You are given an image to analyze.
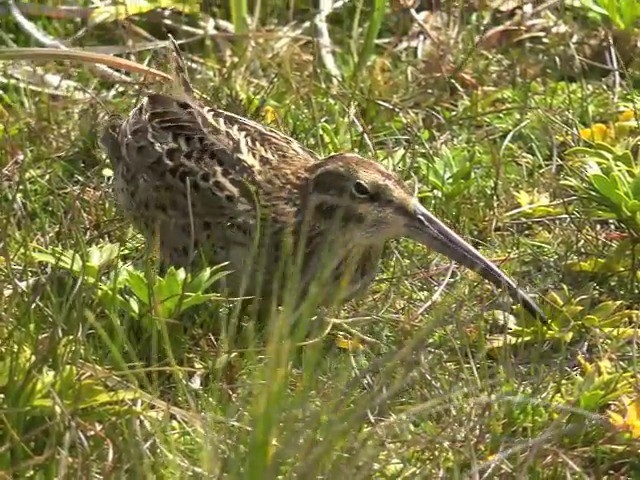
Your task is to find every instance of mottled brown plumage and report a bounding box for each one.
[99,41,546,322]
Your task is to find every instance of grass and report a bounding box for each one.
[2,0,640,477]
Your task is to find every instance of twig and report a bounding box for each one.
[337,322,384,346]
[1,57,91,96]
[408,8,443,50]
[0,2,92,20]
[347,104,375,155]
[149,15,234,71]
[0,48,172,83]
[314,0,342,81]
[478,0,565,45]
[273,0,353,52]
[410,262,455,321]
[605,32,621,104]
[6,0,132,83]
[295,318,335,347]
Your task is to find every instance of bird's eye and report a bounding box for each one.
[352,180,370,198]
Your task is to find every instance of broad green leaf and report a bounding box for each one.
[579,0,611,17]
[78,390,140,409]
[180,294,220,311]
[579,389,610,412]
[626,200,640,213]
[564,258,607,273]
[589,173,627,206]
[612,150,635,168]
[189,266,230,293]
[565,146,611,160]
[594,141,618,155]
[629,175,640,199]
[30,250,64,267]
[127,295,140,315]
[589,301,625,322]
[598,310,640,327]
[126,270,151,305]
[603,238,635,272]
[609,171,631,193]
[189,267,213,293]
[546,290,566,307]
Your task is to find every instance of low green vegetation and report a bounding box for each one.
[1,1,640,477]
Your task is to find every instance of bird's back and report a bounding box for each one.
[100,93,320,282]
[103,93,318,196]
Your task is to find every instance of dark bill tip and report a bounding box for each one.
[410,201,547,323]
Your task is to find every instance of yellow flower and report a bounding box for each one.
[514,189,550,208]
[335,335,363,351]
[263,105,278,125]
[614,109,638,138]
[579,123,612,142]
[514,190,531,208]
[577,354,593,375]
[618,109,635,122]
[609,397,640,438]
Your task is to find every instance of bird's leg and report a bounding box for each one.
[144,219,162,295]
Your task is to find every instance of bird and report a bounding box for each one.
[99,39,547,323]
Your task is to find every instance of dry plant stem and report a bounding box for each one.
[606,32,621,103]
[294,319,335,347]
[411,262,455,321]
[408,8,443,49]
[0,64,89,99]
[6,0,132,83]
[75,361,248,431]
[337,322,383,346]
[79,37,201,56]
[274,0,353,52]
[0,2,92,20]
[0,48,172,84]
[149,16,234,71]
[314,0,342,81]
[347,105,375,156]
[476,0,565,47]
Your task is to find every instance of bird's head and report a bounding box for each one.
[302,152,546,321]
[303,153,412,243]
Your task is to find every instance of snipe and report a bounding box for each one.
[99,40,546,322]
